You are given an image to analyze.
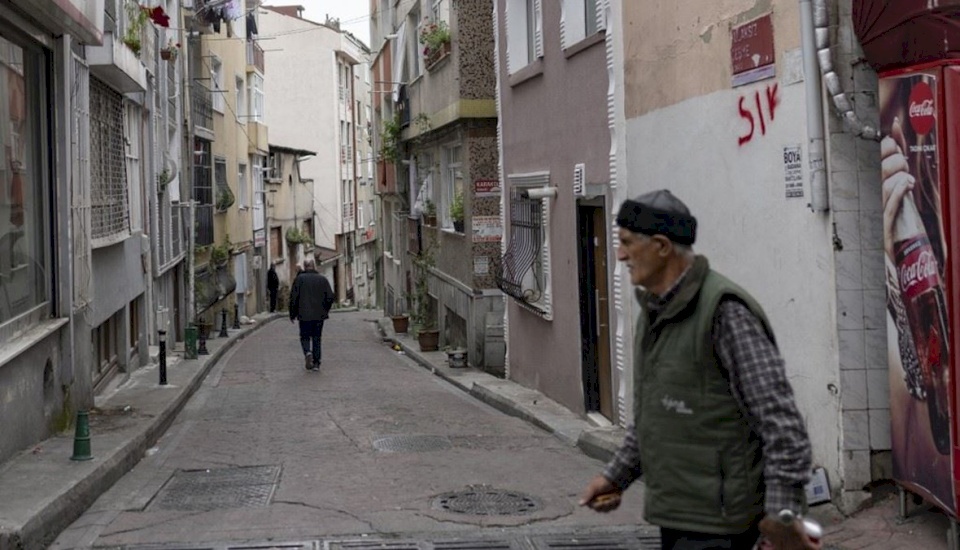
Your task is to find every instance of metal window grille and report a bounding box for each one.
[193,138,214,245]
[71,55,93,309]
[496,190,546,313]
[167,51,177,136]
[192,80,213,131]
[89,76,130,245]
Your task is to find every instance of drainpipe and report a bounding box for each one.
[800,0,828,212]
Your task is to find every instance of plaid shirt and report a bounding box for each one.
[603,271,812,516]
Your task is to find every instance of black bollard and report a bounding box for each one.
[233,302,241,329]
[198,328,209,355]
[219,308,228,338]
[158,329,167,385]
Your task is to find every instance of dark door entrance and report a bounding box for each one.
[578,203,613,420]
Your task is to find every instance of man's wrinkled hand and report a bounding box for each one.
[578,474,622,512]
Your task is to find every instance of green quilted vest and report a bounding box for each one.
[633,256,772,534]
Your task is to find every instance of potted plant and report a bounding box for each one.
[379,114,402,163]
[210,242,229,267]
[412,237,439,351]
[391,313,410,333]
[160,40,180,61]
[450,190,464,233]
[157,168,171,193]
[419,19,451,68]
[216,187,235,212]
[424,199,437,226]
[122,0,147,56]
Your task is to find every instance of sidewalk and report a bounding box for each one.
[0,313,281,550]
[376,319,955,550]
[0,310,953,550]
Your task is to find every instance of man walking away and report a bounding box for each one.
[267,264,279,312]
[578,189,817,550]
[289,259,335,371]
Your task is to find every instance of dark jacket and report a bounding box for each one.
[289,269,335,321]
[267,267,279,292]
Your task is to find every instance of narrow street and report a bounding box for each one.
[50,311,656,549]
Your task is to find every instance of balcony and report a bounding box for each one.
[192,81,214,139]
[246,41,265,74]
[85,31,147,93]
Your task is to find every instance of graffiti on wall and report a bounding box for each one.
[737,83,780,146]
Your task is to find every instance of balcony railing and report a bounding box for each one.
[246,40,265,73]
[191,81,213,131]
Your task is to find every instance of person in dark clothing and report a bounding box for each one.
[289,259,335,371]
[267,264,279,312]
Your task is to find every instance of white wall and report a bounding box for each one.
[261,12,342,249]
[622,81,842,485]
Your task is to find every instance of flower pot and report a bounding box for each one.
[417,329,440,352]
[160,49,175,60]
[391,314,409,333]
[446,347,467,368]
[453,219,464,233]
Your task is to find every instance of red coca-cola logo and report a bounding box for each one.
[908,81,935,135]
[899,248,939,299]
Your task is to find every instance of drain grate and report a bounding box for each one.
[533,533,661,549]
[372,435,452,452]
[148,465,281,512]
[431,488,542,516]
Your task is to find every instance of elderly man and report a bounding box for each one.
[289,258,335,371]
[579,190,817,550]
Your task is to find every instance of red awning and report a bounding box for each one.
[853,0,960,72]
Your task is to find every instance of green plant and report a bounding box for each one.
[411,237,437,330]
[418,19,451,57]
[123,0,148,56]
[210,243,229,266]
[380,114,402,163]
[157,168,171,191]
[285,226,314,246]
[425,199,437,218]
[216,187,235,211]
[449,190,464,223]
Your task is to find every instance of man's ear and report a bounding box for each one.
[653,235,672,256]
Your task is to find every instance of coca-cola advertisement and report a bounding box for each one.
[880,70,954,513]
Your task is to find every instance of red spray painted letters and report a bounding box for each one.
[737,83,780,146]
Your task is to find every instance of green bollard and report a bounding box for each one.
[70,410,93,461]
[184,324,198,359]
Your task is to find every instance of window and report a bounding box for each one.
[561,0,602,48]
[409,8,423,78]
[506,0,542,73]
[90,76,130,245]
[238,163,248,208]
[211,56,224,113]
[214,157,232,212]
[440,145,462,229]
[497,172,553,319]
[252,155,265,231]
[0,33,48,328]
[248,73,264,122]
[124,102,143,232]
[235,75,245,121]
[193,138,213,245]
[432,0,450,24]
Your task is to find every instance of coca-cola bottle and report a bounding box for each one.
[894,192,951,455]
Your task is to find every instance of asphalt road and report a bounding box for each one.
[50,311,655,549]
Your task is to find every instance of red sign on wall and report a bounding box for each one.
[731,14,775,87]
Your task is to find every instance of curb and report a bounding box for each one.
[374,317,624,460]
[1,314,283,550]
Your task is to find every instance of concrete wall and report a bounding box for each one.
[261,11,342,251]
[91,235,147,327]
[616,0,857,496]
[496,0,611,413]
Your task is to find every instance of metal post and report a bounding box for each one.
[198,325,209,355]
[158,329,167,385]
[219,308,228,337]
[233,302,241,329]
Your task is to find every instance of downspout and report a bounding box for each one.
[799,0,829,212]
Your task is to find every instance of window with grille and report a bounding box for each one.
[71,54,92,312]
[193,138,214,246]
[441,145,462,229]
[89,76,130,245]
[214,157,234,213]
[211,56,224,113]
[497,172,552,319]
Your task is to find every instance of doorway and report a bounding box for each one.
[578,202,613,420]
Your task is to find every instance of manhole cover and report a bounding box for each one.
[372,435,452,452]
[432,489,542,515]
[148,465,281,511]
